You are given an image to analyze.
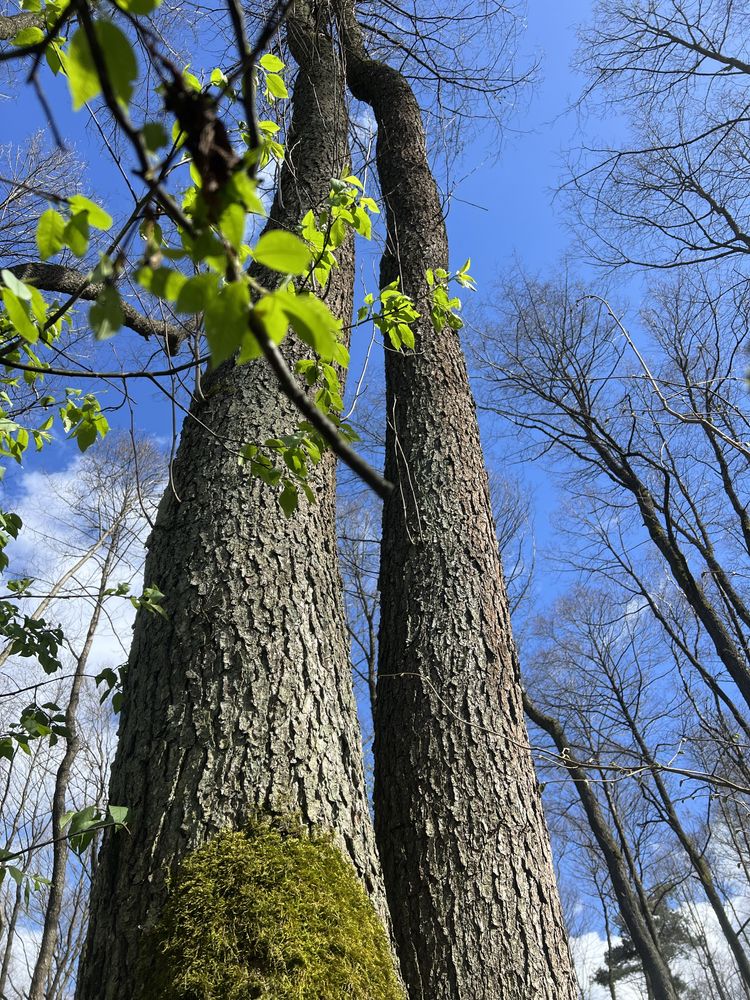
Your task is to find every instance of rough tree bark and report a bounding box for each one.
[0,11,42,41]
[76,9,390,998]
[339,9,578,998]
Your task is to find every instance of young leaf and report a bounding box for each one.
[253,231,313,275]
[259,53,284,72]
[36,209,66,259]
[218,202,246,252]
[264,73,289,99]
[175,273,219,313]
[114,0,161,13]
[279,480,298,517]
[1,270,31,301]
[2,289,37,343]
[12,26,44,46]
[66,21,138,110]
[204,282,249,365]
[64,213,90,257]
[69,195,113,231]
[89,286,123,340]
[107,804,130,826]
[279,291,341,362]
[142,121,168,151]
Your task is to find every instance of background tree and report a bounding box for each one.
[0,435,162,999]
[477,271,750,997]
[569,0,750,271]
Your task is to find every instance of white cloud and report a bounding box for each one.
[570,892,750,999]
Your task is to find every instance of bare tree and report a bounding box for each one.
[569,0,750,271]
[28,438,163,1000]
[477,269,750,994]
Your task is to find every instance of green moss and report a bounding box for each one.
[143,816,404,1000]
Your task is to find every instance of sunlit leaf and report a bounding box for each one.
[253,231,313,275]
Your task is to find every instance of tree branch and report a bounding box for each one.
[0,11,43,42]
[8,263,190,349]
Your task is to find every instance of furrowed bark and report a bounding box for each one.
[0,11,42,41]
[339,9,577,998]
[76,9,390,998]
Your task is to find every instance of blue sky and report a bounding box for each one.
[449,0,592,278]
[2,0,603,474]
[1,0,613,639]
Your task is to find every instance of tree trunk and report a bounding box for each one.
[523,695,680,1000]
[29,533,120,1000]
[76,11,389,998]
[614,688,750,990]
[339,10,577,998]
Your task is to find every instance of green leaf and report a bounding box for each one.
[239,292,289,363]
[210,67,227,87]
[204,282,249,364]
[218,202,246,251]
[182,66,201,91]
[1,270,31,301]
[12,25,44,46]
[142,121,168,151]
[114,0,161,12]
[264,73,288,99]
[89,286,123,340]
[36,209,66,259]
[175,272,219,313]
[278,291,341,362]
[279,480,298,517]
[253,231,313,275]
[398,323,415,349]
[225,172,264,216]
[171,120,186,150]
[107,804,130,826]
[259,53,284,72]
[64,213,89,257]
[69,195,113,231]
[2,289,37,343]
[45,41,63,74]
[137,266,186,300]
[7,866,23,887]
[66,21,138,111]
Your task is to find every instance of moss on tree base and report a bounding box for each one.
[142,816,404,1000]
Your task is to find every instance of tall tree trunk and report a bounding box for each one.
[76,10,389,998]
[339,10,577,998]
[613,688,750,990]
[29,533,121,1000]
[523,695,680,1000]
